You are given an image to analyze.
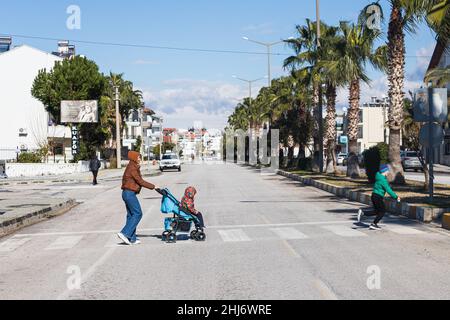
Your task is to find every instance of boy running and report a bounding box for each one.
[358,164,401,231]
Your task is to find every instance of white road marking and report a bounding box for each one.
[314,279,339,300]
[270,227,309,240]
[0,237,31,252]
[13,220,351,238]
[322,225,368,237]
[387,226,425,235]
[45,236,84,250]
[218,229,251,242]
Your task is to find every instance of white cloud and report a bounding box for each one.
[407,45,434,81]
[139,79,257,129]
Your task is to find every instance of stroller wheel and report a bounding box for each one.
[167,233,177,243]
[162,231,170,241]
[196,232,206,242]
[190,230,198,239]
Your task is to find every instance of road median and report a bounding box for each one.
[277,169,450,225]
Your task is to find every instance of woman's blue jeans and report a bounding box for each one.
[121,190,143,242]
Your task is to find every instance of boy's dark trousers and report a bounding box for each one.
[365,194,386,224]
[92,170,98,185]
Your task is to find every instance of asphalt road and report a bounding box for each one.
[0,163,449,300]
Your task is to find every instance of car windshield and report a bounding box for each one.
[405,152,418,158]
[162,155,178,160]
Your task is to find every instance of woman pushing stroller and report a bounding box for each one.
[117,151,160,245]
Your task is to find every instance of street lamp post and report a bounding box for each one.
[242,37,293,87]
[114,86,122,169]
[232,75,268,108]
[316,0,324,173]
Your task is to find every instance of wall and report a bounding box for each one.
[0,45,63,160]
[5,161,107,178]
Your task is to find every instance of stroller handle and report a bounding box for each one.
[155,188,167,196]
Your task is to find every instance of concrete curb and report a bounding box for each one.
[0,199,77,238]
[277,170,450,223]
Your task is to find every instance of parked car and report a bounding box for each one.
[337,153,347,166]
[159,153,181,172]
[342,154,362,166]
[401,151,423,172]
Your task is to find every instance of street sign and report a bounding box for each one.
[71,127,79,156]
[339,136,348,144]
[419,123,445,148]
[414,88,448,123]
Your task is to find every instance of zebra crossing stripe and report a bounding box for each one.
[270,228,309,240]
[387,226,425,235]
[45,236,84,250]
[217,229,251,242]
[322,225,367,237]
[0,238,32,252]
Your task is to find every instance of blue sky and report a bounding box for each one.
[1,0,437,129]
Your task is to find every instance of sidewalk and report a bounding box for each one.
[0,165,160,186]
[0,165,161,237]
[434,164,450,174]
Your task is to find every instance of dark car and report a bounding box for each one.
[401,151,423,172]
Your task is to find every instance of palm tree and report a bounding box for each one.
[425,66,450,87]
[284,19,338,172]
[360,0,444,184]
[320,21,387,178]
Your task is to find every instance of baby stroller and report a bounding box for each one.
[156,188,206,243]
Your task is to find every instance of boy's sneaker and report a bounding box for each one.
[357,209,364,223]
[131,240,141,245]
[117,233,132,245]
[369,224,382,231]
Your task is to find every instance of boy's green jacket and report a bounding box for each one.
[373,172,398,199]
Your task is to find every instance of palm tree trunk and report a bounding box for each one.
[326,84,337,174]
[387,5,406,184]
[312,83,320,172]
[347,79,361,178]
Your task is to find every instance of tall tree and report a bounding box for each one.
[321,21,387,178]
[31,56,108,152]
[360,0,443,183]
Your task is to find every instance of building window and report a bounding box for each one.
[359,110,363,124]
[358,126,363,139]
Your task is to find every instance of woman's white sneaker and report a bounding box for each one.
[117,233,132,245]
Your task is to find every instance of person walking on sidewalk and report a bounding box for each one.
[89,154,101,186]
[117,151,159,245]
[357,164,401,231]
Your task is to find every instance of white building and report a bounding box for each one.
[0,42,73,161]
[357,97,390,153]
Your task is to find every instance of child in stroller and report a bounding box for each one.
[156,188,206,243]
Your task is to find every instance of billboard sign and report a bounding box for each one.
[413,88,448,123]
[61,100,98,123]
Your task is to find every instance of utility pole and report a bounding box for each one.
[115,86,122,169]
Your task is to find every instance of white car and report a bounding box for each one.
[337,153,347,166]
[159,154,181,172]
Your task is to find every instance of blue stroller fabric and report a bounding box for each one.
[159,188,199,231]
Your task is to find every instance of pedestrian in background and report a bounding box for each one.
[89,154,101,186]
[117,151,159,245]
[358,164,401,230]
